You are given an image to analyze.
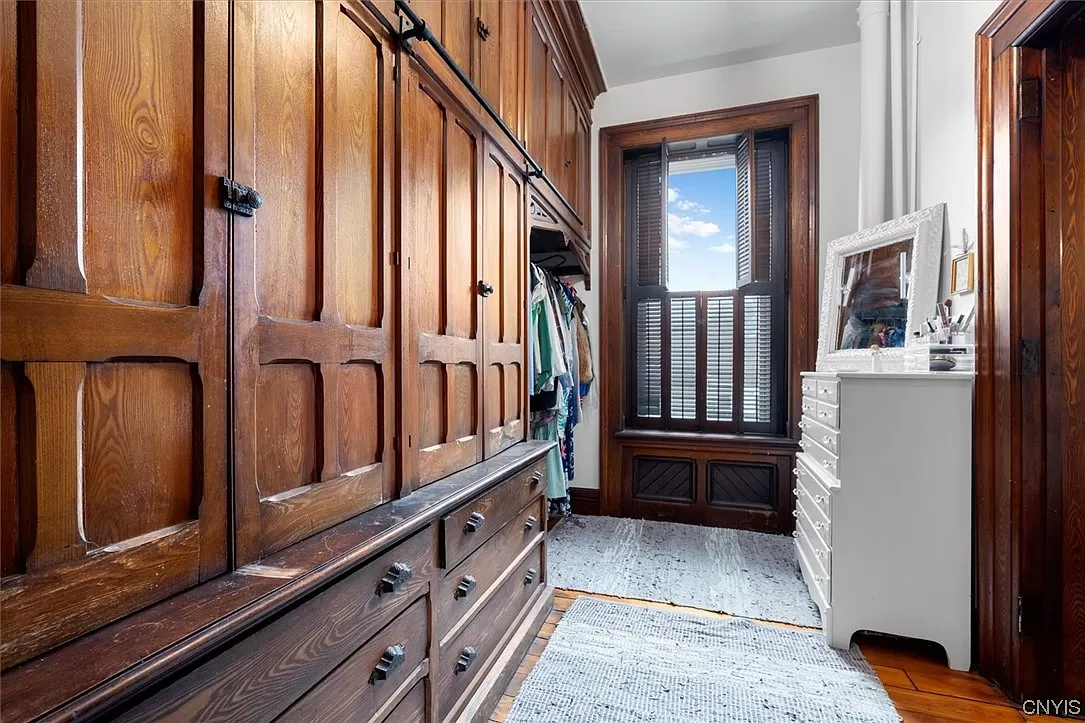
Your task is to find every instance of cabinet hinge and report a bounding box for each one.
[1020,338,1041,378]
[392,62,400,84]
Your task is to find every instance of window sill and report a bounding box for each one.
[614,429,799,455]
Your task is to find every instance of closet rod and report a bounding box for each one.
[395,0,578,222]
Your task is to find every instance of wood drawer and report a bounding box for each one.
[441,460,545,570]
[436,496,546,644]
[117,529,435,722]
[815,378,839,404]
[801,436,839,482]
[795,454,832,520]
[814,399,840,430]
[438,543,544,721]
[279,597,428,723]
[801,414,840,456]
[383,679,427,722]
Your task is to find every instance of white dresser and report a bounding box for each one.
[795,371,973,670]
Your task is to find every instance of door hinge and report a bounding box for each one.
[1018,77,1041,120]
[1020,338,1041,378]
[219,177,263,217]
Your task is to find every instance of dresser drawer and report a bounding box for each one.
[795,508,831,581]
[795,454,832,520]
[796,534,830,610]
[279,597,428,723]
[797,491,832,548]
[438,543,544,720]
[383,679,426,722]
[800,395,818,418]
[436,496,545,644]
[117,529,435,722]
[815,379,839,404]
[801,414,840,456]
[800,377,816,398]
[801,436,839,482]
[814,399,839,429]
[441,460,545,570]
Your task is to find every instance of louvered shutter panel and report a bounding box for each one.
[742,295,773,423]
[632,156,664,287]
[669,297,697,420]
[635,298,662,418]
[705,296,735,422]
[753,145,774,280]
[735,132,753,286]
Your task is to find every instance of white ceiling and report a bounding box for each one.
[580,1,861,88]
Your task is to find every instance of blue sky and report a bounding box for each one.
[667,167,737,292]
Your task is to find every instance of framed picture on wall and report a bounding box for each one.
[950,252,975,294]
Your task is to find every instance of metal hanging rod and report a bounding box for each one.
[395,0,574,217]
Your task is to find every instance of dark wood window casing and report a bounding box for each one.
[597,96,818,532]
[623,132,789,436]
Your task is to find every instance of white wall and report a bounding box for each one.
[905,0,999,323]
[571,42,862,490]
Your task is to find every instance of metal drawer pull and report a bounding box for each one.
[530,471,543,487]
[370,644,406,683]
[464,511,486,534]
[455,575,478,599]
[378,562,413,596]
[524,567,537,585]
[456,646,478,673]
[524,515,538,531]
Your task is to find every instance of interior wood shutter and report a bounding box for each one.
[735,131,754,286]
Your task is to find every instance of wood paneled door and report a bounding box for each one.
[400,58,485,490]
[481,139,528,458]
[0,0,229,668]
[231,0,397,563]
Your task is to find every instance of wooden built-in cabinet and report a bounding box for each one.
[0,0,602,718]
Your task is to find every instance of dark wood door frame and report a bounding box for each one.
[975,0,1085,702]
[597,96,819,525]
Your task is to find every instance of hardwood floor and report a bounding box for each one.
[490,589,1074,723]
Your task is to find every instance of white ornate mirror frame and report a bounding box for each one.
[816,203,945,371]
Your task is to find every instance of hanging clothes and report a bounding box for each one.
[528,264,593,518]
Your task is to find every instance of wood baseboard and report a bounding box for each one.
[569,487,600,516]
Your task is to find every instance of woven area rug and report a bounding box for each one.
[548,516,820,627]
[506,597,899,723]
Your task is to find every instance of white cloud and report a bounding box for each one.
[668,237,688,249]
[669,213,720,238]
[667,188,679,203]
[675,199,710,215]
[708,242,736,253]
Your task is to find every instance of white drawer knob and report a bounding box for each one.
[822,436,833,445]
[815,495,827,504]
[792,530,802,538]
[798,421,806,429]
[818,410,828,418]
[792,510,800,518]
[814,548,824,557]
[793,488,801,497]
[814,522,825,530]
[814,575,825,583]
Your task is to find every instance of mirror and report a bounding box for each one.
[817,204,944,371]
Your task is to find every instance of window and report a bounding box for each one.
[625,130,789,435]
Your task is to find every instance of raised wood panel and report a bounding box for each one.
[0,0,228,669]
[83,363,196,547]
[402,61,483,489]
[233,0,395,563]
[545,56,564,193]
[1,1,16,286]
[81,1,195,306]
[524,4,548,161]
[482,142,527,457]
[477,0,523,139]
